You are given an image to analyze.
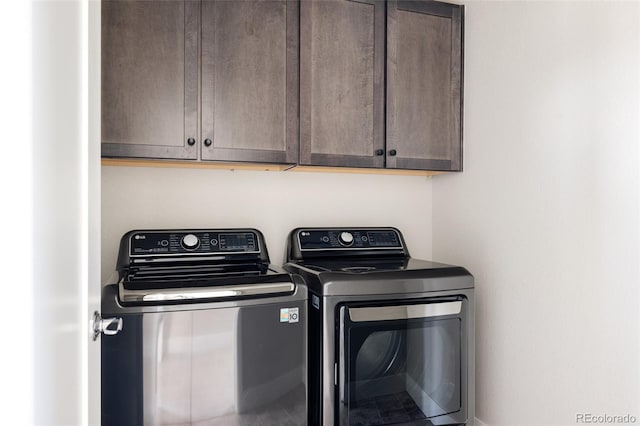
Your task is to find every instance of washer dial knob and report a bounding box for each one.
[338,231,354,246]
[181,234,199,250]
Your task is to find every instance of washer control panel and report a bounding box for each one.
[297,228,403,251]
[129,230,259,256]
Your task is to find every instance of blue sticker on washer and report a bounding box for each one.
[280,308,289,322]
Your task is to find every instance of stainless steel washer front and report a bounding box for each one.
[100,228,308,426]
[101,284,308,426]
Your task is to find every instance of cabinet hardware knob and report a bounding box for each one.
[389,149,397,156]
[204,139,212,147]
[187,137,196,146]
[375,149,384,156]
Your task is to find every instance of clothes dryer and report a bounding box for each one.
[284,227,474,426]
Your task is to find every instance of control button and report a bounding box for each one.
[210,239,218,246]
[160,239,169,247]
[321,236,330,243]
[181,234,199,250]
[339,232,354,246]
[361,236,368,242]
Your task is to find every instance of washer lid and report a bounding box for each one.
[113,228,298,305]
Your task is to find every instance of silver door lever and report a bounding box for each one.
[92,311,123,341]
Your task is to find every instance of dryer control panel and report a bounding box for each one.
[296,228,403,251]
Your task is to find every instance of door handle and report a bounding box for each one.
[119,281,295,304]
[348,301,462,322]
[92,311,123,341]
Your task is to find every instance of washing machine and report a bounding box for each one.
[284,227,474,426]
[96,228,307,425]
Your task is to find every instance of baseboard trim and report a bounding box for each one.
[475,417,489,426]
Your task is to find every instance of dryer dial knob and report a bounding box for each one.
[181,234,199,250]
[339,232,354,246]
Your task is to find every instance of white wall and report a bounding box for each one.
[0,1,33,423]
[433,2,640,425]
[30,1,92,425]
[101,167,433,283]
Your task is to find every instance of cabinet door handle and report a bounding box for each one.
[187,137,196,146]
[204,138,212,147]
[389,149,397,156]
[375,149,384,156]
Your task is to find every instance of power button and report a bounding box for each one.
[338,232,354,246]
[181,234,199,250]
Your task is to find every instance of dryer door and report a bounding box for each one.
[337,297,468,426]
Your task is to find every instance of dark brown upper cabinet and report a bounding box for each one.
[102,0,463,172]
[299,0,386,168]
[387,0,463,171]
[101,0,199,160]
[200,0,299,164]
[300,0,463,171]
[102,0,298,164]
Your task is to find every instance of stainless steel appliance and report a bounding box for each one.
[98,229,307,425]
[284,227,474,426]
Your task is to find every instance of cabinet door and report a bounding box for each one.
[201,0,298,164]
[387,0,463,171]
[299,0,385,168]
[102,0,199,160]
